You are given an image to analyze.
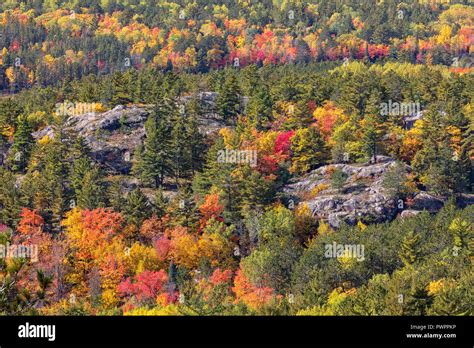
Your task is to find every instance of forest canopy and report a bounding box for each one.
[0,0,472,316]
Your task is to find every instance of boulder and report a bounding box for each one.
[407,192,445,213]
[400,210,423,218]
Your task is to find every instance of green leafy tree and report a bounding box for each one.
[290,127,327,174]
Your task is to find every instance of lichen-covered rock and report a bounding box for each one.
[32,96,228,174]
[284,158,401,228]
[34,105,149,174]
[284,158,473,228]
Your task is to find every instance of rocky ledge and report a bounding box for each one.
[33,95,227,174]
[284,156,473,228]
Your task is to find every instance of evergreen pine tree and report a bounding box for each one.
[382,161,409,199]
[399,231,421,266]
[0,168,24,227]
[413,106,464,195]
[10,115,34,172]
[216,73,241,124]
[240,65,260,96]
[153,189,169,218]
[70,156,93,195]
[170,114,191,183]
[334,73,361,116]
[0,98,23,130]
[170,184,197,228]
[124,188,151,227]
[192,136,229,196]
[331,168,349,191]
[429,284,471,315]
[107,179,125,212]
[221,171,242,225]
[361,92,384,163]
[77,75,100,103]
[27,136,70,232]
[76,167,105,209]
[51,183,67,232]
[187,114,206,174]
[423,142,457,195]
[238,167,273,213]
[246,84,273,130]
[290,127,328,174]
[111,71,132,106]
[405,286,433,315]
[448,218,472,251]
[134,100,174,188]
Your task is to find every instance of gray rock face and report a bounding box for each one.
[284,157,474,228]
[455,193,474,208]
[285,157,400,228]
[32,95,228,174]
[34,105,149,173]
[181,92,240,135]
[407,192,444,213]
